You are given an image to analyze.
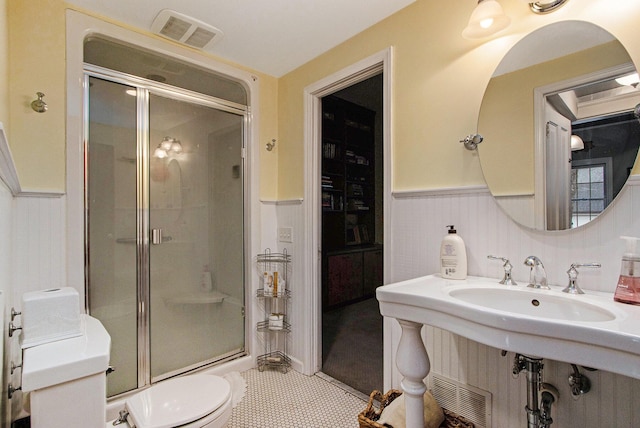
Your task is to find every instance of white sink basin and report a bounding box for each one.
[449,287,617,322]
[377,274,640,380]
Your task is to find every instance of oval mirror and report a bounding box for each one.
[478,21,640,231]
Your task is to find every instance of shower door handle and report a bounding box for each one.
[151,228,163,245]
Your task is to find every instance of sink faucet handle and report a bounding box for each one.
[562,263,601,294]
[572,262,602,269]
[487,255,517,285]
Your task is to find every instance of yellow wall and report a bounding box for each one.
[6,0,640,198]
[8,0,66,191]
[6,1,279,198]
[0,0,8,125]
[258,75,279,200]
[277,0,640,199]
[479,41,631,196]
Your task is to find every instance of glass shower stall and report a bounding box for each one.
[83,40,248,397]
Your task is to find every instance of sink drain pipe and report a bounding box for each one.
[513,354,558,428]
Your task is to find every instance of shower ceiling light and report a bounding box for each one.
[462,0,511,39]
[616,72,640,87]
[153,137,183,158]
[170,140,183,154]
[153,147,168,159]
[160,136,174,151]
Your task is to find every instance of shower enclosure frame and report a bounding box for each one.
[83,63,251,392]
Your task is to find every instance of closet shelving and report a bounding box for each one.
[256,249,291,373]
[321,95,383,309]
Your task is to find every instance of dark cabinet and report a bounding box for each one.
[323,247,383,309]
[325,252,363,307]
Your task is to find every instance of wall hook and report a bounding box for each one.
[8,321,22,337]
[31,92,48,113]
[459,134,483,150]
[8,383,21,399]
[266,139,276,151]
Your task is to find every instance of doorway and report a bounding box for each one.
[320,74,384,395]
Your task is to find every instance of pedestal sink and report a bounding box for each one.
[376,274,640,428]
[448,286,617,322]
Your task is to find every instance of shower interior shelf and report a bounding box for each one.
[256,249,291,373]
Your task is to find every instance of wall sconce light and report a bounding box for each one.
[523,0,569,14]
[462,0,511,39]
[153,136,183,158]
[31,92,48,113]
[460,134,483,150]
[266,139,276,151]
[570,135,584,151]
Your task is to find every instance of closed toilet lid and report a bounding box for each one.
[126,375,231,428]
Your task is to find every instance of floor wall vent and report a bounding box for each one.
[151,10,223,51]
[429,374,492,428]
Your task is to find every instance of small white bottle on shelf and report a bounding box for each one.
[440,225,467,280]
[201,264,213,291]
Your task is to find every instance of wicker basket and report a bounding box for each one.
[358,389,475,428]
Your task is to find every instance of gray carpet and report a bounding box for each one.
[322,298,383,395]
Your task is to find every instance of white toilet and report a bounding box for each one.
[107,374,233,428]
[19,304,231,428]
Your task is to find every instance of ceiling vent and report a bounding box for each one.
[151,9,223,50]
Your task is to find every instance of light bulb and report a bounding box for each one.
[616,73,640,87]
[462,0,510,39]
[153,147,168,158]
[170,141,183,154]
[480,18,494,29]
[160,137,173,151]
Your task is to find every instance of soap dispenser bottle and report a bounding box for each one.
[440,225,467,279]
[614,236,640,305]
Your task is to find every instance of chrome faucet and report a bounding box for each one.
[524,256,549,289]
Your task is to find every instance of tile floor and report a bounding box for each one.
[11,369,370,428]
[227,369,369,427]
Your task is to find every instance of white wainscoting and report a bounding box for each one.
[272,199,305,372]
[6,173,640,426]
[7,194,67,421]
[0,182,13,427]
[12,195,67,300]
[388,179,640,427]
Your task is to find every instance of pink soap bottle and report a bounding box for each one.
[614,236,640,305]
